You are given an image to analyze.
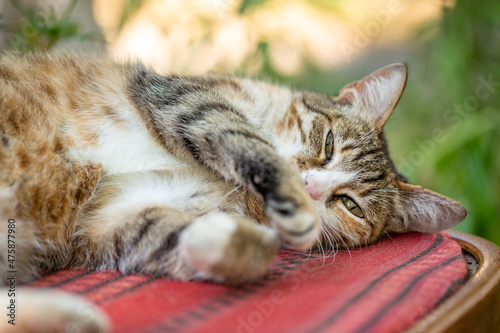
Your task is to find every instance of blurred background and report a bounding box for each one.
[0,0,498,245]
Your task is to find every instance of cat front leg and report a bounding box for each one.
[128,70,320,249]
[183,121,320,250]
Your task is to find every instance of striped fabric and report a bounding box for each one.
[28,232,467,333]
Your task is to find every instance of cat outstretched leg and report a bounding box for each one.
[78,206,278,284]
[74,172,278,283]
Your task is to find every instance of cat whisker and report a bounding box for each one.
[323,218,354,258]
[321,225,339,262]
[321,228,339,264]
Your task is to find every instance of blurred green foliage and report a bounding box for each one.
[239,0,268,13]
[385,0,500,246]
[421,0,500,245]
[239,0,341,13]
[2,0,99,51]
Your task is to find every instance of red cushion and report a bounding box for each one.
[28,232,467,333]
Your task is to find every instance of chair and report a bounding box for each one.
[407,231,500,332]
[27,231,500,332]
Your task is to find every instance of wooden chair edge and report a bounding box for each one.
[405,230,500,333]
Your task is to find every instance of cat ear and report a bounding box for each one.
[391,181,467,233]
[336,63,408,130]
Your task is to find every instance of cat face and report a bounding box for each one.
[274,64,467,248]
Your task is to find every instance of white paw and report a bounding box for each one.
[178,212,236,281]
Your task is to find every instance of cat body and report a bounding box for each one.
[0,51,466,332]
[0,52,314,283]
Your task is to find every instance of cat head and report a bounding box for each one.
[275,64,467,248]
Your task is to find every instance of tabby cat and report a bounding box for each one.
[0,51,466,332]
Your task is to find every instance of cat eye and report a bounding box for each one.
[325,131,333,160]
[341,196,364,218]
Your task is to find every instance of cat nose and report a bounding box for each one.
[305,176,321,200]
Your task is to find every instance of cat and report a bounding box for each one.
[0,51,466,332]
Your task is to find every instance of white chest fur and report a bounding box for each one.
[67,106,188,175]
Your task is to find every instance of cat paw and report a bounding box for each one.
[265,178,320,250]
[0,289,108,333]
[178,212,278,283]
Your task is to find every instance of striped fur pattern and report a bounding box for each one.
[0,51,467,286]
